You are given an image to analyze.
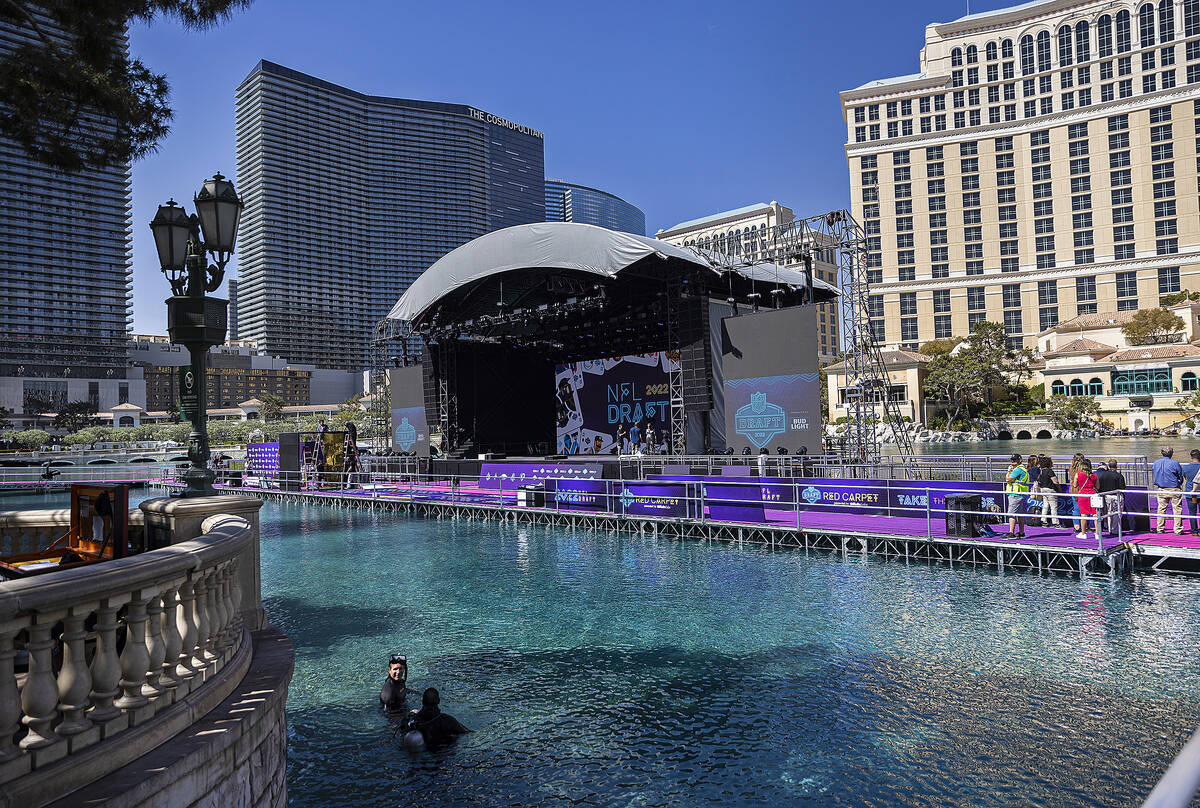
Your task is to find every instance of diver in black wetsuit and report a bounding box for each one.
[379,654,408,710]
[401,688,470,749]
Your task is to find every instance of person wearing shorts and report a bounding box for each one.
[1004,453,1029,537]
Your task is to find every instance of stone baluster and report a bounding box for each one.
[190,572,211,670]
[204,568,222,661]
[142,592,166,699]
[216,565,234,652]
[115,593,150,710]
[88,601,122,726]
[175,579,198,681]
[20,618,60,749]
[158,583,183,690]
[227,559,243,646]
[55,606,94,738]
[0,627,21,761]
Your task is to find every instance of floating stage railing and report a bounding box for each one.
[147,465,1200,577]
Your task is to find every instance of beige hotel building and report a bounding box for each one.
[840,0,1200,351]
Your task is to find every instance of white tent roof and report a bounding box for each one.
[387,222,834,324]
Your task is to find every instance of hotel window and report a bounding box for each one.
[967,287,986,310]
[968,261,986,275]
[1077,275,1097,301]
[1111,169,1132,187]
[1144,50,1158,71]
[1144,74,1159,93]
[900,319,918,345]
[896,216,913,231]
[1074,231,1094,247]
[1032,164,1053,182]
[1155,199,1177,217]
[1073,212,1093,229]
[870,320,886,342]
[1033,182,1053,199]
[1141,3,1157,46]
[934,316,954,339]
[1002,284,1022,308]
[1116,271,1139,309]
[932,264,950,278]
[1117,10,1132,52]
[1154,180,1175,197]
[1001,240,1020,256]
[1112,187,1133,205]
[1060,25,1074,65]
[929,212,947,228]
[999,205,1018,220]
[1110,150,1131,168]
[1031,130,1050,147]
[1040,307,1059,331]
[1075,249,1096,265]
[1034,200,1054,217]
[1068,139,1089,157]
[933,289,951,313]
[998,187,1017,204]
[1035,218,1055,235]
[928,179,945,195]
[867,296,884,318]
[1099,14,1114,56]
[1025,100,1037,118]
[926,145,943,160]
[965,244,984,259]
[1114,224,1135,243]
[1000,222,1019,239]
[895,182,911,198]
[929,196,946,211]
[1163,45,1176,65]
[893,166,911,181]
[1003,310,1023,345]
[963,192,981,208]
[1037,30,1051,71]
[1038,280,1058,305]
[896,200,913,215]
[1101,83,1115,101]
[1158,238,1179,254]
[1070,158,1090,175]
[1159,266,1181,294]
[1021,34,1035,74]
[1119,79,1133,97]
[897,234,914,248]
[928,161,945,177]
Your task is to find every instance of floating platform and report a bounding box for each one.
[151,479,1200,577]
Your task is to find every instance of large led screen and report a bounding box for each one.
[553,352,678,455]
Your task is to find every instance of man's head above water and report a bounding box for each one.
[388,654,407,682]
[422,687,440,708]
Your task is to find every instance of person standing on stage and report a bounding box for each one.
[1004,453,1029,537]
[629,421,641,452]
[1152,447,1185,534]
[617,423,629,454]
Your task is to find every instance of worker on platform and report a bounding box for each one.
[1004,453,1029,537]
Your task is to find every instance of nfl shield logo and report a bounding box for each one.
[395,417,417,451]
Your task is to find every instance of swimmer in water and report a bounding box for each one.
[400,687,470,750]
[379,654,408,710]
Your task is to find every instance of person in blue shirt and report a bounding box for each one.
[1152,447,1185,534]
[1183,449,1200,534]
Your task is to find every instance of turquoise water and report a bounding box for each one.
[258,502,1200,808]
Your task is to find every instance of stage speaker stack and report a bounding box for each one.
[944,493,982,538]
[279,432,301,491]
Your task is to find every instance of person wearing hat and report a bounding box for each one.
[1004,453,1030,537]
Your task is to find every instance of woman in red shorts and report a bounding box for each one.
[1075,458,1098,541]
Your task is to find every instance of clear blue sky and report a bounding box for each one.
[127,0,1014,333]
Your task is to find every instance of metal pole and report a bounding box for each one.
[926,486,932,540]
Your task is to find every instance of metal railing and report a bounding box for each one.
[1142,726,1200,808]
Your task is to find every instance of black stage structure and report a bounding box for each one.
[379,222,838,458]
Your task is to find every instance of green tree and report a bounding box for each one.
[918,337,961,357]
[1121,307,1186,345]
[24,396,52,430]
[1046,395,1101,430]
[166,398,180,423]
[257,392,284,422]
[65,425,110,447]
[922,351,987,431]
[0,1,251,172]
[4,429,51,450]
[53,400,99,432]
[0,406,12,431]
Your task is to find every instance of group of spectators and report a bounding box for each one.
[1004,453,1127,540]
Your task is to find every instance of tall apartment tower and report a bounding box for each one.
[235,61,545,369]
[545,178,646,235]
[655,202,843,363]
[0,11,136,418]
[841,0,1200,351]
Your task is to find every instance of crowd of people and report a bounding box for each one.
[1003,447,1200,538]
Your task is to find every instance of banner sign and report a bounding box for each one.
[479,462,603,490]
[723,374,821,454]
[703,481,766,523]
[554,352,678,455]
[547,478,610,511]
[246,442,279,477]
[391,406,428,454]
[616,482,689,517]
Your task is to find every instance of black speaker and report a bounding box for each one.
[944,494,982,538]
[279,432,301,491]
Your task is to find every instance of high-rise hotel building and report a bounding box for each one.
[235,61,545,369]
[0,10,139,420]
[545,179,646,235]
[841,0,1200,351]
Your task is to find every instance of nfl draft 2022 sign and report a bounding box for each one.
[734,392,786,449]
[724,374,820,453]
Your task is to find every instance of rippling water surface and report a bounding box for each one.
[257,503,1199,806]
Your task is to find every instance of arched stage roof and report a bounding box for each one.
[387,222,836,327]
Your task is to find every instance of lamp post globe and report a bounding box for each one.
[150,174,240,497]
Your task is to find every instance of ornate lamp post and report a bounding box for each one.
[149,173,243,497]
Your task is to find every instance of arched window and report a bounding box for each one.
[1139,3,1156,46]
[1036,30,1051,71]
[1098,14,1113,56]
[951,47,963,66]
[1058,25,1074,65]
[1002,38,1014,58]
[1117,9,1132,52]
[1088,378,1104,396]
[1051,380,1067,396]
[1021,34,1035,74]
[1069,378,1086,396]
[966,44,978,63]
[1186,0,1200,37]
[1075,21,1090,61]
[118,416,134,427]
[1183,372,1199,391]
[1160,0,1175,41]
[986,41,998,60]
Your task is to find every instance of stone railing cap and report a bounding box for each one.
[140,496,263,517]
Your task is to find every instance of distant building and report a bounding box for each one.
[129,335,362,411]
[1038,302,1200,430]
[825,349,933,423]
[0,9,142,420]
[544,179,645,235]
[655,202,842,363]
[234,60,546,369]
[841,0,1200,352]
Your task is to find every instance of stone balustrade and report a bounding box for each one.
[0,511,257,805]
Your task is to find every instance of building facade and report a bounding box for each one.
[1038,301,1200,428]
[130,334,362,411]
[544,178,646,235]
[826,349,933,423]
[841,0,1200,352]
[655,202,843,363]
[234,60,546,369]
[0,11,140,419]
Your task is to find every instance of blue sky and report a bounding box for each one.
[127,0,1015,333]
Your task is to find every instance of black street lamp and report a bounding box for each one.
[149,173,243,497]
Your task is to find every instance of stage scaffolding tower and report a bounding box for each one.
[690,209,912,465]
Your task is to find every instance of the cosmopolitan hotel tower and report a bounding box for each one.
[545,178,646,235]
[234,61,545,369]
[841,0,1200,351]
[0,11,140,423]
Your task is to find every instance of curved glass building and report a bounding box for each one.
[235,61,545,368]
[545,179,645,235]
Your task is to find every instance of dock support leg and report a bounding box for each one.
[997,549,1004,572]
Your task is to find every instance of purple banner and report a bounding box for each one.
[617,482,689,517]
[547,478,610,511]
[703,481,766,523]
[479,462,603,490]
